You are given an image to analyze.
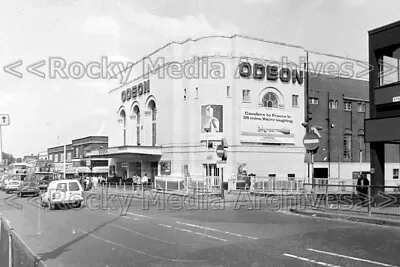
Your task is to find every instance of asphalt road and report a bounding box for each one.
[0,190,399,267]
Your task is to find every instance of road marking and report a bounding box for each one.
[79,229,205,263]
[307,248,398,267]
[158,224,227,242]
[176,221,259,240]
[125,212,149,218]
[111,224,206,246]
[283,254,340,267]
[107,212,138,221]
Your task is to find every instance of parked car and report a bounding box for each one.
[5,180,22,194]
[40,179,84,210]
[17,181,40,197]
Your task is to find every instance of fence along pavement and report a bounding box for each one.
[301,182,400,217]
[0,216,47,267]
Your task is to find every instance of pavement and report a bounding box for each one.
[0,190,400,266]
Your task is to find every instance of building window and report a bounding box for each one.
[67,152,72,162]
[344,101,352,111]
[288,173,295,178]
[242,89,250,102]
[292,95,299,107]
[309,97,319,105]
[55,154,59,163]
[268,174,276,178]
[379,54,400,86]
[357,102,366,112]
[262,92,279,108]
[227,86,231,97]
[329,100,338,109]
[343,135,352,160]
[195,87,198,99]
[75,148,78,158]
[393,169,399,179]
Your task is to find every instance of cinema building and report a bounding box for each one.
[87,35,308,184]
[86,35,400,186]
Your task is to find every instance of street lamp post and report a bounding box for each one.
[204,128,211,190]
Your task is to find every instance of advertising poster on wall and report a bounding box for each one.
[241,108,295,144]
[200,104,223,140]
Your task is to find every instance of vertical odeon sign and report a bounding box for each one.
[121,80,151,102]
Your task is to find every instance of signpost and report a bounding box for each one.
[303,132,320,184]
[0,114,10,169]
[216,145,224,158]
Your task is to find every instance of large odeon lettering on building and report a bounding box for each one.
[121,79,150,103]
[238,62,304,84]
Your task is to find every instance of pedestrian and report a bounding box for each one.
[141,173,148,191]
[356,174,369,205]
[92,176,98,190]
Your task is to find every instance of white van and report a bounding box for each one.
[40,179,84,210]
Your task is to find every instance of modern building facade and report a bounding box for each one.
[365,20,400,188]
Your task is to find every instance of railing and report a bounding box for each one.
[153,176,221,195]
[301,183,400,217]
[0,216,47,267]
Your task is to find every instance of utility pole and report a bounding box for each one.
[327,91,331,178]
[63,144,66,179]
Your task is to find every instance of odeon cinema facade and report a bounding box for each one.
[88,35,307,183]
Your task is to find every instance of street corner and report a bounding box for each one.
[288,208,400,228]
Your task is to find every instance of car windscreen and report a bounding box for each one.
[68,182,80,191]
[56,183,67,191]
[9,181,20,185]
[24,182,37,186]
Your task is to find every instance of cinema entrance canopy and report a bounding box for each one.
[86,146,162,160]
[365,20,400,188]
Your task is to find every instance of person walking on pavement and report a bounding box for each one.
[92,176,98,190]
[141,173,148,191]
[356,174,369,206]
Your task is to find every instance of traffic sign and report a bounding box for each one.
[216,145,225,158]
[0,114,10,126]
[303,132,320,151]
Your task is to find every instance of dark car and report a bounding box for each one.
[38,179,50,190]
[17,181,40,197]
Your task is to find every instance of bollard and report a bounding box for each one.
[115,183,118,193]
[178,180,181,193]
[165,180,167,191]
[124,183,126,193]
[368,186,372,217]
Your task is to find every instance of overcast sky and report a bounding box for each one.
[1,0,400,157]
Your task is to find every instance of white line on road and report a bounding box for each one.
[176,221,259,240]
[111,224,206,246]
[158,224,228,242]
[307,248,398,267]
[125,212,149,218]
[108,212,138,221]
[79,229,205,263]
[283,254,340,267]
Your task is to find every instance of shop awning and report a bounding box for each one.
[86,146,162,160]
[92,167,109,173]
